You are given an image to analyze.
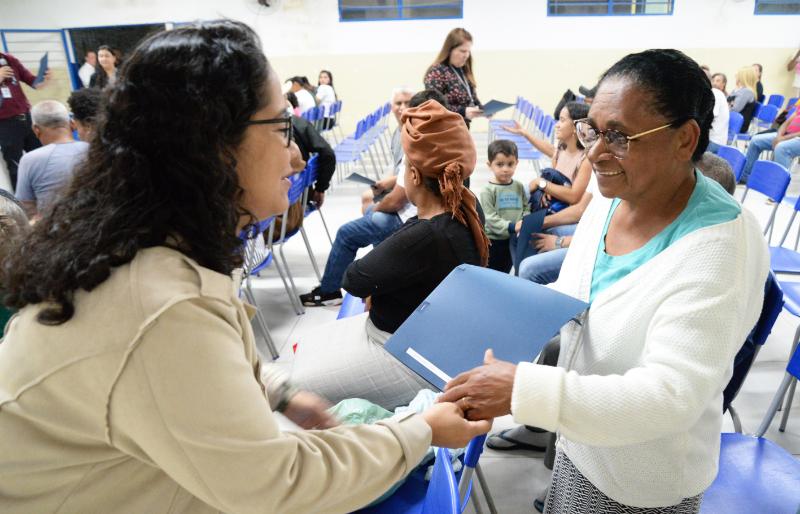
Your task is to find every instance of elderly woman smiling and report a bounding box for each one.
[440,49,769,513]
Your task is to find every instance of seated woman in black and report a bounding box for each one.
[291,99,488,410]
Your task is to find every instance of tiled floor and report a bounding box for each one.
[250,131,799,513]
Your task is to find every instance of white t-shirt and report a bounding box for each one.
[316,84,336,111]
[710,88,730,146]
[78,63,94,87]
[394,160,418,223]
[295,89,316,114]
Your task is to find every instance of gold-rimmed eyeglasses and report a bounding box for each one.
[574,118,688,159]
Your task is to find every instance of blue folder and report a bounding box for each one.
[513,210,546,275]
[33,52,48,87]
[384,264,588,390]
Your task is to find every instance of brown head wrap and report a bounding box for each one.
[400,100,489,265]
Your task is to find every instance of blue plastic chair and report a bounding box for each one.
[701,317,800,513]
[727,111,744,145]
[724,274,784,431]
[354,435,492,514]
[754,103,779,131]
[337,292,366,320]
[766,94,785,109]
[769,195,800,274]
[239,216,281,360]
[302,155,334,245]
[716,145,746,182]
[787,97,799,110]
[741,160,791,242]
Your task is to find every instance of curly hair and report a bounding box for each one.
[67,87,103,124]
[2,20,269,325]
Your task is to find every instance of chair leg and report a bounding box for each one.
[779,377,797,432]
[755,326,800,436]
[316,209,334,246]
[779,334,800,431]
[243,281,280,360]
[299,226,322,281]
[271,249,304,316]
[729,405,743,434]
[276,243,306,315]
[474,463,498,514]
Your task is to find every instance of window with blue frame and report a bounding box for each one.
[547,0,673,16]
[338,0,463,22]
[754,0,800,15]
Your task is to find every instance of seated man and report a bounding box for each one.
[67,87,103,142]
[739,109,800,183]
[15,101,89,220]
[299,87,416,307]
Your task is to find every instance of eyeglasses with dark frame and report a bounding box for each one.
[573,118,688,159]
[244,116,293,147]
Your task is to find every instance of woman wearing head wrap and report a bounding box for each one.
[292,99,488,410]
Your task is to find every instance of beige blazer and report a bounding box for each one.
[0,247,431,514]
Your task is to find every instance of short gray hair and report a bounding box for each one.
[697,152,736,195]
[31,100,71,129]
[391,86,415,100]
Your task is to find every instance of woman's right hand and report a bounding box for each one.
[421,402,492,448]
[503,120,527,136]
[465,106,484,120]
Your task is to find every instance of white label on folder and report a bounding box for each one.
[406,348,452,384]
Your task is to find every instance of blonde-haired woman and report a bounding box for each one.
[424,28,483,127]
[728,66,758,132]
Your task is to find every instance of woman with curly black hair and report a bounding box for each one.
[0,21,488,514]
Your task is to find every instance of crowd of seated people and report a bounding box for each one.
[0,20,793,514]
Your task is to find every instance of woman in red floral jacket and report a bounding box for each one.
[424,28,484,127]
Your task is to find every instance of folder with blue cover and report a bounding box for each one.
[384,264,588,390]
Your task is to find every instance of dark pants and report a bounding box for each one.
[488,238,512,273]
[532,336,560,470]
[0,113,40,189]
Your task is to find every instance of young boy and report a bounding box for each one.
[480,140,529,272]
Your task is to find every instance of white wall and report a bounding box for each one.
[2,0,798,52]
[3,0,799,131]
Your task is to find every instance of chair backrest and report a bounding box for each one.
[421,447,460,514]
[787,97,799,110]
[752,102,763,119]
[789,325,800,380]
[766,94,784,109]
[303,155,319,188]
[287,171,306,204]
[723,273,784,411]
[757,104,779,124]
[717,145,747,182]
[746,160,791,203]
[727,111,744,140]
[355,118,368,139]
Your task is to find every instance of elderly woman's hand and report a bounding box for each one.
[438,350,516,421]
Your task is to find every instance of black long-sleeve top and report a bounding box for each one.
[291,115,336,192]
[342,212,482,333]
[424,63,482,126]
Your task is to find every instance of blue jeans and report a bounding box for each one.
[741,133,800,183]
[320,206,402,293]
[517,224,577,285]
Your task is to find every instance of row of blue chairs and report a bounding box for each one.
[705,159,800,512]
[334,103,393,183]
[301,100,345,145]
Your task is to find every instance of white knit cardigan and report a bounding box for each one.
[511,194,769,507]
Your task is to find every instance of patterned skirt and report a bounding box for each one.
[544,449,703,514]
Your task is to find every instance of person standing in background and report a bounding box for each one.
[78,50,97,87]
[788,48,800,98]
[424,28,483,127]
[316,69,337,129]
[752,63,765,103]
[89,45,119,88]
[0,51,50,190]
